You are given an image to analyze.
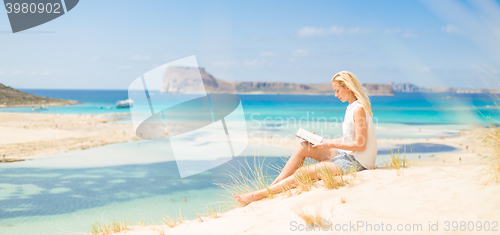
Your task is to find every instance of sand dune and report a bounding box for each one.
[112,129,500,235]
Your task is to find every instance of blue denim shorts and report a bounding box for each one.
[331,149,366,174]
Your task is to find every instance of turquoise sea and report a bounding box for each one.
[1,90,500,235]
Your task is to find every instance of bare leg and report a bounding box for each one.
[234,161,340,203]
[270,141,336,186]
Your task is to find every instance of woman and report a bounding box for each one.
[234,71,377,203]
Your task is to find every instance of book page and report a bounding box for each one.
[295,128,323,145]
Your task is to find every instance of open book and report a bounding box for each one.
[295,128,323,145]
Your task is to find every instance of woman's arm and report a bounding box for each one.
[313,106,368,151]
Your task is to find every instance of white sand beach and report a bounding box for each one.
[0,112,139,159]
[110,129,500,235]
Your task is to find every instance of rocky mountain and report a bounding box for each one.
[161,67,500,96]
[0,83,79,107]
[161,67,395,96]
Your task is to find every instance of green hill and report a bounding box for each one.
[0,83,79,107]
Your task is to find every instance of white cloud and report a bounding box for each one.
[212,59,272,68]
[87,56,99,62]
[441,24,465,35]
[421,0,500,62]
[292,49,309,57]
[12,70,23,75]
[384,28,418,38]
[416,67,430,73]
[29,71,52,76]
[260,51,276,57]
[130,55,151,60]
[163,55,177,61]
[118,65,133,70]
[401,29,418,38]
[0,71,4,76]
[212,60,238,68]
[297,25,372,37]
[382,28,402,35]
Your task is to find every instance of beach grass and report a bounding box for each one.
[215,155,276,208]
[89,218,130,235]
[471,66,500,183]
[162,210,184,228]
[340,196,346,204]
[216,144,365,208]
[294,165,314,192]
[383,146,414,176]
[482,120,500,183]
[205,204,223,219]
[317,164,346,190]
[294,205,331,230]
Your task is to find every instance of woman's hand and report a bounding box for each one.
[312,140,327,149]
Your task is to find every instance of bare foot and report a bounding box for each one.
[233,192,264,203]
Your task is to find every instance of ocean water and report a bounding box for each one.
[1,89,499,125]
[0,90,498,234]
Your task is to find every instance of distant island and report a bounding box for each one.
[161,67,394,96]
[389,82,500,94]
[0,83,79,107]
[1,67,498,108]
[161,67,500,96]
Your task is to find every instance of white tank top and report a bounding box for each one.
[340,100,377,169]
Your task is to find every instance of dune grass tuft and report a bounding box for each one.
[293,166,314,192]
[89,218,130,235]
[215,155,278,207]
[317,164,346,190]
[481,121,500,183]
[195,211,204,222]
[205,204,223,219]
[162,210,184,228]
[295,205,331,230]
[137,219,144,226]
[383,146,413,176]
[216,146,360,209]
[387,148,410,169]
[466,66,500,183]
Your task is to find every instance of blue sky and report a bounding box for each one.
[0,0,499,89]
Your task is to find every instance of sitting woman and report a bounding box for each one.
[234,71,377,203]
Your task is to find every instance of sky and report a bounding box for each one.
[0,0,500,89]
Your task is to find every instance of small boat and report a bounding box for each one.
[32,106,46,111]
[116,99,134,108]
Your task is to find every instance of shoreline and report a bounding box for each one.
[0,112,139,160]
[0,100,80,108]
[0,110,473,161]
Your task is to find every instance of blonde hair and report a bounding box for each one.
[332,71,373,117]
